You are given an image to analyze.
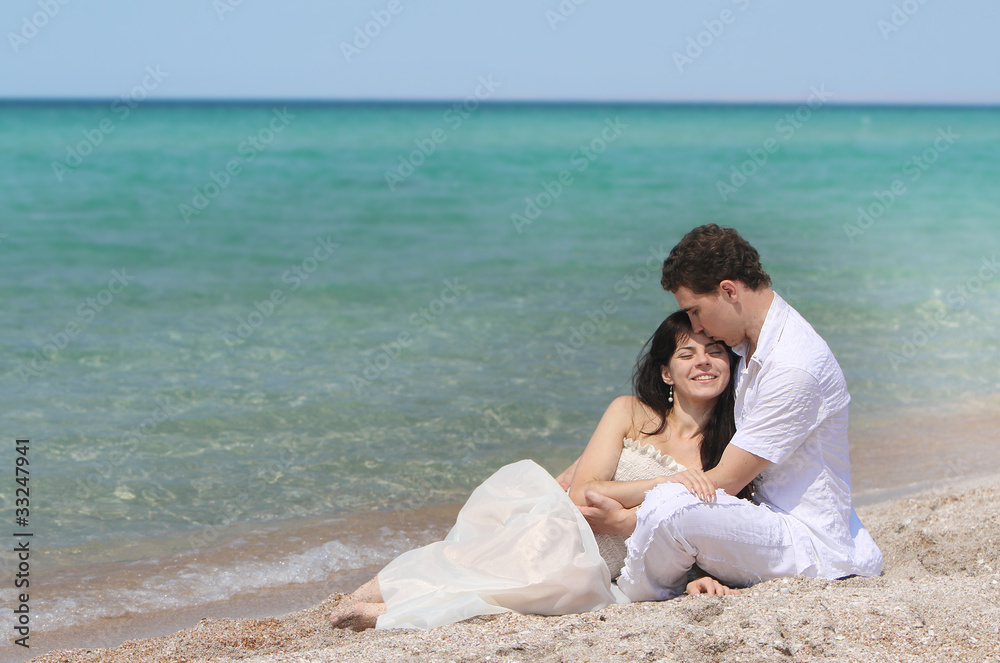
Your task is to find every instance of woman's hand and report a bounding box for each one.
[686,575,739,596]
[555,457,580,492]
[663,469,718,502]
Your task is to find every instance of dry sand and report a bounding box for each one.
[25,475,1000,663]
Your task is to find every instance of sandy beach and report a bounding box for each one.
[22,471,999,663]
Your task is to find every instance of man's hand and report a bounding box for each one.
[578,490,636,536]
[686,576,740,596]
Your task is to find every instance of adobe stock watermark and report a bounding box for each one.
[51,397,180,513]
[555,245,670,362]
[213,0,246,21]
[411,405,518,494]
[716,85,832,201]
[14,269,135,383]
[385,75,501,191]
[51,65,169,182]
[466,406,513,456]
[510,117,628,234]
[546,0,588,31]
[8,0,73,54]
[340,0,411,63]
[936,456,977,489]
[878,0,931,40]
[220,235,339,351]
[888,254,998,370]
[773,282,805,307]
[673,0,752,74]
[349,278,469,394]
[843,126,959,244]
[187,438,301,549]
[179,107,295,223]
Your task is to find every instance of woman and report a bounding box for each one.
[331,311,742,631]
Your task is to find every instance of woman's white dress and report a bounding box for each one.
[375,438,686,629]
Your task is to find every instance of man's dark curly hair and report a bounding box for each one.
[661,224,771,294]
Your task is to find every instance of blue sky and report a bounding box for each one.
[2,0,997,103]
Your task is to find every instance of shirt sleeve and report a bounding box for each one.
[730,365,825,465]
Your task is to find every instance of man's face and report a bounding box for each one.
[673,285,744,347]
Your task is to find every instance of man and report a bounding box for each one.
[582,223,882,600]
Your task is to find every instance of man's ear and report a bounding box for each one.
[718,280,740,302]
[661,365,673,385]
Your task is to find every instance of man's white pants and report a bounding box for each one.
[618,483,815,601]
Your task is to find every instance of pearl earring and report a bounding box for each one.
[667,385,674,404]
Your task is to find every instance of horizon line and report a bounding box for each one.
[1,97,999,109]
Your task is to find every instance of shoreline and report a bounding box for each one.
[847,392,1000,505]
[1,505,463,663]
[19,471,1000,663]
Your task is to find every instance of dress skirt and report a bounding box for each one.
[376,459,623,629]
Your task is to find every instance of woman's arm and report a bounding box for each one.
[568,396,666,509]
[575,477,671,509]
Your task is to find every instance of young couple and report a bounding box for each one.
[331,224,883,630]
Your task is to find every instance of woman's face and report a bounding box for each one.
[661,331,731,404]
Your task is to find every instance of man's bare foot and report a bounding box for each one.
[329,601,386,631]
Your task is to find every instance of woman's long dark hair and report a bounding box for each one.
[631,310,753,501]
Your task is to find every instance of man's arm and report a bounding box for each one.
[578,490,637,536]
[704,444,771,496]
[704,365,827,494]
[654,369,825,505]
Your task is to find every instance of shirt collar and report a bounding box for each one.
[732,291,787,367]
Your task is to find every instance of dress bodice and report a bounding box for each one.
[595,438,686,579]
[612,437,686,482]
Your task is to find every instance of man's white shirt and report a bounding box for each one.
[730,293,883,578]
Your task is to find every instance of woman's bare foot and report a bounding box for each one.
[329,577,386,631]
[329,601,386,631]
[350,576,382,604]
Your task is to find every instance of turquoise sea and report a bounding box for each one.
[1,102,998,654]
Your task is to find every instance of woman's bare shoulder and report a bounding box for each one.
[606,395,645,421]
[605,396,659,439]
